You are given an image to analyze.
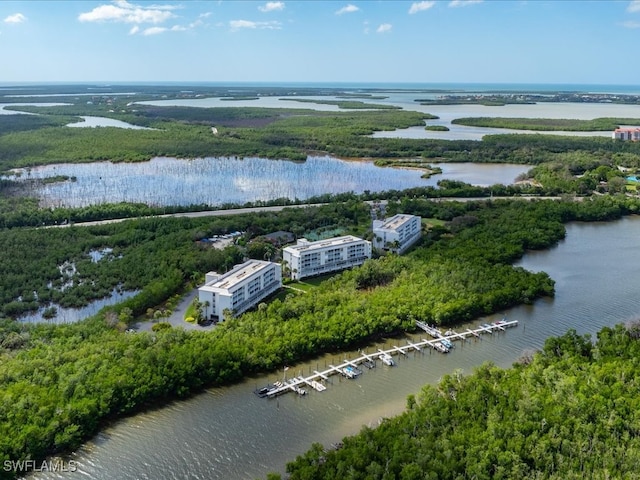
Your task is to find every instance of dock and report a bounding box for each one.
[259,319,518,399]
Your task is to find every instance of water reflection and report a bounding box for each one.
[6,157,529,208]
[19,289,139,324]
[66,116,154,130]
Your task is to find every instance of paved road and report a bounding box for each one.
[59,197,573,228]
[59,203,328,228]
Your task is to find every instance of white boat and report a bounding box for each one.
[379,353,395,366]
[433,342,450,353]
[311,380,326,392]
[422,324,443,339]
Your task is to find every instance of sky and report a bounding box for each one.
[0,0,639,85]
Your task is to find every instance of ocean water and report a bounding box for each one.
[2,82,640,95]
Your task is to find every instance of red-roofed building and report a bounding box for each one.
[613,128,640,141]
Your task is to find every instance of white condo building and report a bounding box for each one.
[283,235,372,280]
[198,260,282,320]
[613,128,640,141]
[373,214,421,254]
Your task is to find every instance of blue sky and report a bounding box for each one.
[1,1,639,85]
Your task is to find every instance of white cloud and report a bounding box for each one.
[408,2,435,14]
[229,19,282,30]
[376,23,392,33]
[230,19,258,29]
[4,13,27,24]
[336,4,359,15]
[628,1,640,12]
[449,0,483,7]
[129,25,139,35]
[258,2,285,13]
[78,1,177,24]
[622,20,640,28]
[142,26,167,35]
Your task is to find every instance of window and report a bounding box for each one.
[232,288,245,306]
[247,277,261,296]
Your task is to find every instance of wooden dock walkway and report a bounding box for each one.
[261,319,518,398]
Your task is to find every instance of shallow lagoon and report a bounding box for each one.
[66,116,154,130]
[19,289,138,324]
[0,102,69,114]
[379,101,640,140]
[8,156,530,208]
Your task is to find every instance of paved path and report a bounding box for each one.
[56,204,327,228]
[132,288,216,332]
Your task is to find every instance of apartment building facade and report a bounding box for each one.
[373,214,421,254]
[198,260,282,320]
[283,235,372,280]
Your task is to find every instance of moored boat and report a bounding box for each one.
[379,353,395,366]
[422,324,443,339]
[254,384,275,398]
[342,365,361,378]
[433,341,450,353]
[311,380,327,392]
[362,359,376,369]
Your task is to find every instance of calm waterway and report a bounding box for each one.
[141,94,640,141]
[7,158,529,208]
[0,103,69,114]
[30,216,640,480]
[66,116,154,130]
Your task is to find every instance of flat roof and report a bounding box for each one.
[204,260,274,291]
[376,214,418,231]
[285,235,367,253]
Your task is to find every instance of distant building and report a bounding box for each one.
[373,214,421,254]
[283,235,372,280]
[613,128,640,141]
[198,260,282,320]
